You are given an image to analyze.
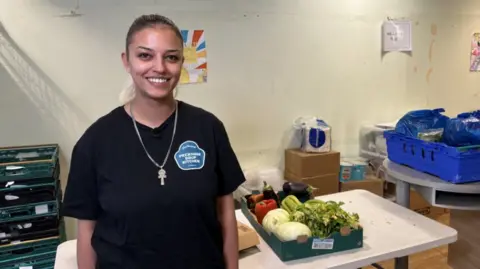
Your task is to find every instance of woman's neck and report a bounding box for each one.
[126,95,177,128]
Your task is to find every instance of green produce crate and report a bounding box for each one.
[1,251,56,269]
[0,200,59,223]
[0,236,60,263]
[0,144,59,182]
[240,194,364,262]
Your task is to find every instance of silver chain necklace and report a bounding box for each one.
[130,101,178,186]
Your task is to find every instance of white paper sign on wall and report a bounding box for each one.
[382,20,412,52]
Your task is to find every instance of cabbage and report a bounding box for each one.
[262,208,290,234]
[274,222,312,242]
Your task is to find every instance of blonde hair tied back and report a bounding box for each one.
[119,76,136,104]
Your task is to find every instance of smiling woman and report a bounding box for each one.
[119,15,184,106]
[61,14,245,269]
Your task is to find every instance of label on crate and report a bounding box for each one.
[312,238,334,250]
[35,204,49,215]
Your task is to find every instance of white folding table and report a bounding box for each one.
[237,190,457,269]
[53,190,457,269]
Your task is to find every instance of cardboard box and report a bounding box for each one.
[410,191,446,218]
[285,149,340,178]
[240,196,363,261]
[340,176,384,197]
[237,221,259,251]
[284,170,339,196]
[384,182,446,218]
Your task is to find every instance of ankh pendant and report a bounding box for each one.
[158,168,167,186]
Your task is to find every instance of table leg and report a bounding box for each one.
[395,180,410,208]
[395,180,411,269]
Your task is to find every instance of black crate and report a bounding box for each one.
[0,215,60,246]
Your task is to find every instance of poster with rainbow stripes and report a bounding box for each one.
[180,29,207,84]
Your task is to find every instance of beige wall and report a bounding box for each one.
[0,63,52,147]
[1,0,480,238]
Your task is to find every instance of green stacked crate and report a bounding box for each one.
[0,144,66,269]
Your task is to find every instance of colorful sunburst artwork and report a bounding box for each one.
[180,30,207,84]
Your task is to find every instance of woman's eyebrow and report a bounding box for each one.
[136,46,181,53]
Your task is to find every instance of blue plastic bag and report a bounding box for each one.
[443,113,480,147]
[395,108,449,138]
[457,110,480,119]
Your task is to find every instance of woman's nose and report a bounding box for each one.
[152,58,167,73]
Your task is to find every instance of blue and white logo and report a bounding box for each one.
[174,141,206,170]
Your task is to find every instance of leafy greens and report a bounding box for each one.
[291,200,360,238]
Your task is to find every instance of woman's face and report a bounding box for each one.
[123,26,184,101]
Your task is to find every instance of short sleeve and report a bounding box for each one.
[61,135,101,220]
[213,118,246,196]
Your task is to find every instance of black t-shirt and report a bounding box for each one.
[62,101,246,269]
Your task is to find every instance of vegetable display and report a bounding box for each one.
[246,187,361,242]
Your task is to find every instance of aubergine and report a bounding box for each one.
[262,181,280,205]
[283,182,312,197]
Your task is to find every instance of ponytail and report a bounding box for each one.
[119,76,135,104]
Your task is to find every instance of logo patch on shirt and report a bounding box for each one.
[174,141,206,170]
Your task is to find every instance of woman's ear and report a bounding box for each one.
[121,52,130,73]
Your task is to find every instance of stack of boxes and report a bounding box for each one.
[0,144,66,269]
[284,149,383,197]
[284,149,340,196]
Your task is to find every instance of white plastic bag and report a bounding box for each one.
[256,167,285,192]
[242,169,263,191]
[236,167,285,194]
[293,116,332,153]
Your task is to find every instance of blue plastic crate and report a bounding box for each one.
[384,130,480,184]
